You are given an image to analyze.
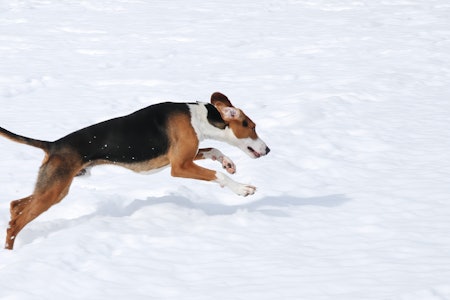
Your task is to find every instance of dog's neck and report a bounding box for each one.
[188,103,233,143]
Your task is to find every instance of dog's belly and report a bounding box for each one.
[115,156,170,173]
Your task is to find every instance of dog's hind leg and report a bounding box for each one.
[5,154,80,250]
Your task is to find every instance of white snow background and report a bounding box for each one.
[1,0,450,299]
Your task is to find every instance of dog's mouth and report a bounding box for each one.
[247,146,262,158]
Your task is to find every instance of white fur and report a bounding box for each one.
[215,172,256,196]
[221,107,241,119]
[188,103,268,155]
[188,103,235,143]
[199,148,236,174]
[188,103,264,196]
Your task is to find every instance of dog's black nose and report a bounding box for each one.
[265,146,271,154]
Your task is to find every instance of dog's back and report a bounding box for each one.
[55,102,190,164]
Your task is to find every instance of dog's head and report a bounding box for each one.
[211,92,270,159]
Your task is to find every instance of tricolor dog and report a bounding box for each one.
[0,92,270,249]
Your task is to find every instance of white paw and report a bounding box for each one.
[221,156,236,174]
[215,173,256,196]
[236,184,256,197]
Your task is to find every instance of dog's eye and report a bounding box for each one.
[242,120,248,127]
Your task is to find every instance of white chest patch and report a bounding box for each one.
[188,103,226,142]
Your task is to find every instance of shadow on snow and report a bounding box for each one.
[97,194,349,218]
[18,193,349,247]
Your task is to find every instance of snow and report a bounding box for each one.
[1,0,450,299]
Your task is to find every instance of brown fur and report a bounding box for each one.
[6,153,82,249]
[228,114,257,139]
[166,114,217,182]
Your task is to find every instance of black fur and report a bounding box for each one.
[54,102,191,164]
[0,127,49,150]
[205,103,227,129]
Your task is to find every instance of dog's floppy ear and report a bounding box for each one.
[211,92,241,121]
[211,92,233,107]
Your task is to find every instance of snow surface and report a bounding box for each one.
[1,0,450,299]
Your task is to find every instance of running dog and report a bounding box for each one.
[0,92,270,249]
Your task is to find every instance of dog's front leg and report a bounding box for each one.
[170,160,255,197]
[194,149,256,195]
[195,148,236,174]
[214,172,256,196]
[167,123,255,196]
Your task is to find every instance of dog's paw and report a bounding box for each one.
[235,184,256,197]
[215,173,256,196]
[221,156,236,174]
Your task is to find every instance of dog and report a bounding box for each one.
[0,92,270,249]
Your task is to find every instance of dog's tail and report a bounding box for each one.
[0,127,51,152]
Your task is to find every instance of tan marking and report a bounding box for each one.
[6,154,79,250]
[228,112,258,139]
[86,156,170,173]
[166,114,216,181]
[41,153,50,165]
[167,113,200,161]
